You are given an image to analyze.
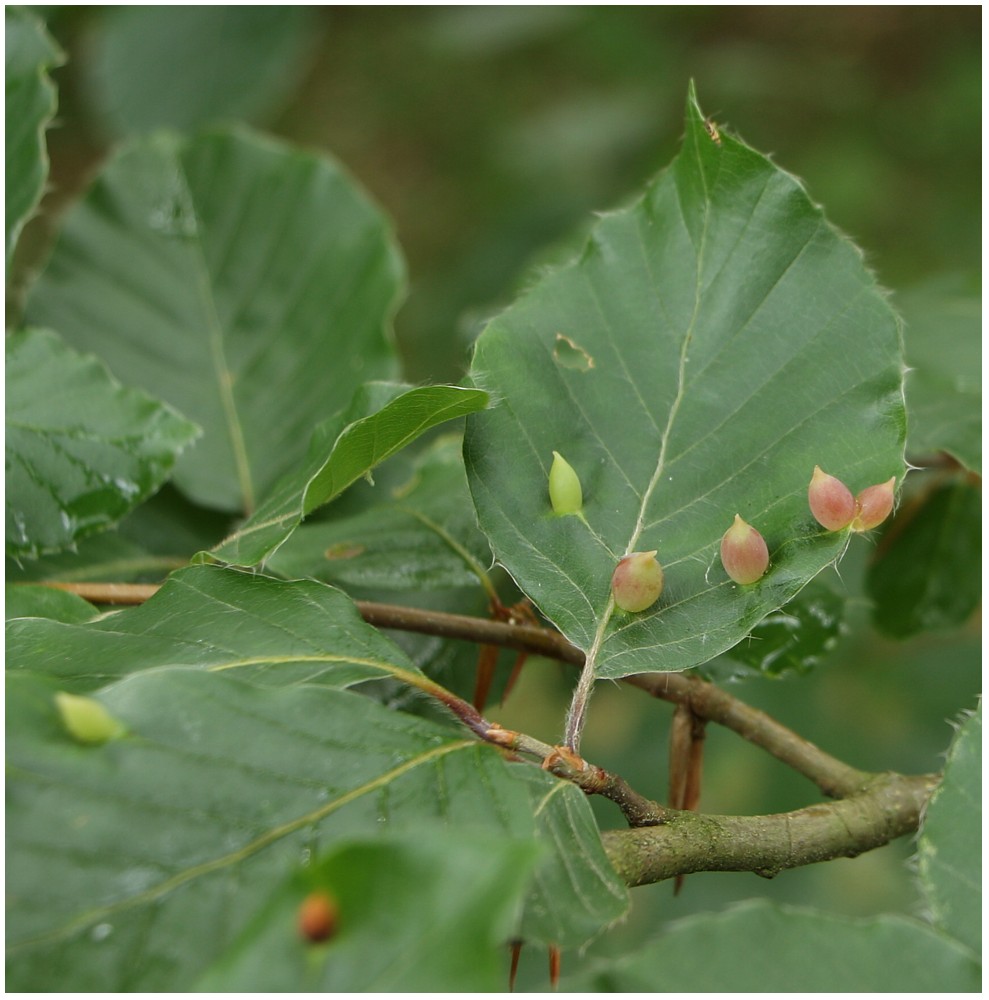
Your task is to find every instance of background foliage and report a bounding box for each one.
[6,7,980,992]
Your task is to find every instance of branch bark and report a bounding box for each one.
[28,580,939,889]
[602,771,938,886]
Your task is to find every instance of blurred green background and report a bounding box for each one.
[23,6,981,988]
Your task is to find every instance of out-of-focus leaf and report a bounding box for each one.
[116,484,233,559]
[6,532,180,585]
[268,434,493,591]
[917,703,981,955]
[896,272,981,473]
[867,478,981,639]
[5,584,97,623]
[26,128,404,513]
[6,329,200,559]
[702,577,847,681]
[197,832,539,992]
[562,900,981,992]
[210,383,488,567]
[6,485,235,586]
[465,85,905,680]
[85,7,321,136]
[6,668,626,990]
[5,563,424,693]
[5,8,62,266]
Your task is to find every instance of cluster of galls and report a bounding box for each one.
[549,452,897,614]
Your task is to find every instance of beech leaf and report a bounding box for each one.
[5,8,62,265]
[465,85,905,679]
[6,329,200,559]
[6,668,627,990]
[916,703,981,955]
[209,383,488,567]
[26,128,405,513]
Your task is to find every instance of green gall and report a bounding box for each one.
[611,550,664,613]
[55,691,126,746]
[549,450,583,515]
[851,476,896,532]
[720,514,769,585]
[808,465,855,531]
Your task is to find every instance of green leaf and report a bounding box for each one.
[917,704,981,955]
[5,563,425,693]
[5,8,62,266]
[867,477,981,639]
[197,832,540,991]
[702,576,847,681]
[209,383,489,567]
[896,272,981,473]
[6,485,235,586]
[5,584,97,624]
[6,531,180,585]
[267,433,494,591]
[25,128,405,514]
[562,900,980,992]
[6,329,200,559]
[6,668,626,990]
[85,7,322,136]
[465,84,905,679]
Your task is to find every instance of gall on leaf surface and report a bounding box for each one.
[465,84,905,679]
[6,668,626,990]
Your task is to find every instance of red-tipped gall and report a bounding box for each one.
[298,890,339,943]
[720,514,770,585]
[851,477,896,532]
[808,466,856,531]
[611,551,664,613]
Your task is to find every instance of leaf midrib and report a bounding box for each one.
[172,149,256,514]
[8,738,475,952]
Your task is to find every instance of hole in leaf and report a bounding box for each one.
[553,333,594,371]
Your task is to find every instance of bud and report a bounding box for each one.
[808,466,855,531]
[611,551,664,613]
[720,514,769,585]
[54,692,126,745]
[548,451,583,515]
[297,890,339,943]
[851,476,896,532]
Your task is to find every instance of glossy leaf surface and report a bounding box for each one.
[702,577,846,681]
[26,128,404,513]
[6,329,200,558]
[210,383,488,566]
[465,86,905,678]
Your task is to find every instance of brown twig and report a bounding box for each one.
[21,579,938,885]
[23,581,889,798]
[602,771,938,887]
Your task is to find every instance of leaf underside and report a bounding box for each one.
[6,665,627,990]
[465,85,905,679]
